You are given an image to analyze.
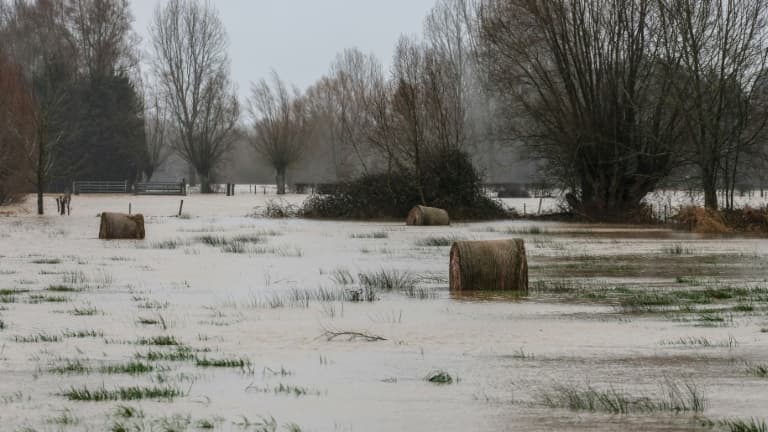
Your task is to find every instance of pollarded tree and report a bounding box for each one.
[249,72,312,195]
[478,0,688,220]
[150,0,239,193]
[661,0,768,210]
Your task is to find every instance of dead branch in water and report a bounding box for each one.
[321,327,386,342]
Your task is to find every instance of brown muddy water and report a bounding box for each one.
[0,194,767,431]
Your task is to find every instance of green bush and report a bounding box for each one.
[301,150,508,220]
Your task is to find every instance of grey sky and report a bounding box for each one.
[131,0,437,98]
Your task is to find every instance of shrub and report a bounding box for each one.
[301,150,507,220]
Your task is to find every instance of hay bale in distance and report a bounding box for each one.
[406,205,450,226]
[99,212,145,240]
[449,239,528,292]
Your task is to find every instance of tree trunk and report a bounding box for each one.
[36,130,45,215]
[703,174,718,210]
[276,167,286,195]
[200,172,212,193]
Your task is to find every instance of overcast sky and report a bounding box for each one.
[131,0,437,98]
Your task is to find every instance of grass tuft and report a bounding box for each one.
[195,357,250,368]
[746,362,768,378]
[415,234,465,247]
[61,385,182,401]
[426,370,455,384]
[720,418,768,432]
[537,379,705,414]
[135,335,180,346]
[100,361,154,375]
[358,269,417,292]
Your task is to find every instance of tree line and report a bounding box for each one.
[2,0,768,219]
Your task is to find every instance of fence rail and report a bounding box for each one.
[134,182,186,196]
[73,181,129,194]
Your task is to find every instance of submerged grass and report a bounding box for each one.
[350,231,388,239]
[49,359,90,374]
[426,370,455,384]
[99,361,154,375]
[537,379,705,414]
[359,269,418,292]
[135,346,195,362]
[15,332,61,343]
[62,385,182,401]
[195,357,250,368]
[415,234,466,247]
[720,418,768,432]
[746,363,768,378]
[135,335,180,346]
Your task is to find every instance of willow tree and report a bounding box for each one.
[661,0,768,210]
[249,72,311,195]
[479,0,687,220]
[150,0,238,193]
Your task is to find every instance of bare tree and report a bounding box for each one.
[64,0,138,78]
[150,0,238,193]
[305,48,384,180]
[478,0,688,220]
[1,0,76,214]
[141,91,172,181]
[249,72,311,195]
[661,0,768,210]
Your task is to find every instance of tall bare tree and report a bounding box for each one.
[478,0,688,219]
[150,0,238,193]
[65,0,138,78]
[661,0,768,209]
[305,48,384,179]
[1,0,76,214]
[141,90,172,181]
[249,72,311,195]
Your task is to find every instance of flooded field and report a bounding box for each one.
[1,194,767,431]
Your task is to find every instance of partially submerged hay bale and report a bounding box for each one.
[99,212,145,239]
[674,206,731,234]
[406,205,450,226]
[449,239,528,292]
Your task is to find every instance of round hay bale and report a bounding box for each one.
[99,212,145,240]
[449,239,527,292]
[406,205,450,226]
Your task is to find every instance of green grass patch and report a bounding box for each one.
[46,284,80,292]
[415,234,465,247]
[720,418,768,432]
[426,370,455,384]
[62,329,103,338]
[49,359,90,374]
[195,357,250,368]
[359,269,417,292]
[31,258,62,264]
[15,332,61,343]
[135,346,195,362]
[746,363,768,378]
[61,385,182,401]
[537,379,705,414]
[70,306,100,316]
[26,294,70,303]
[135,335,180,346]
[100,361,154,375]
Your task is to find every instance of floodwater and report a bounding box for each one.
[0,193,767,431]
